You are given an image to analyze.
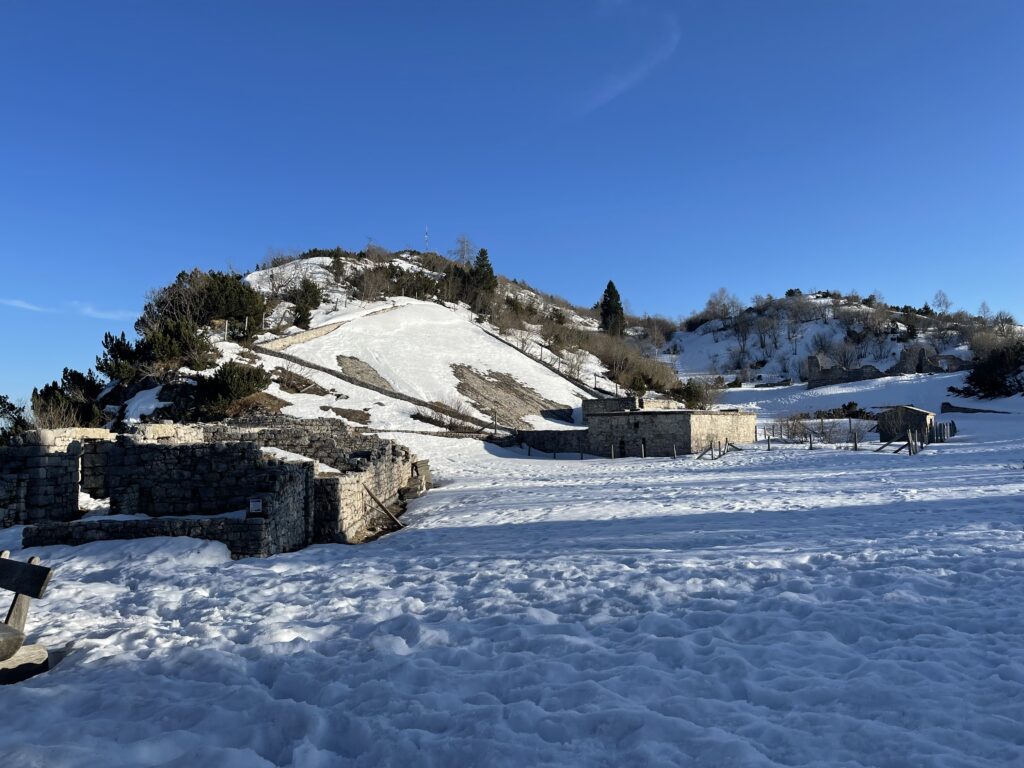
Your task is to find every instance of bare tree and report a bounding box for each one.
[810,331,836,357]
[933,290,952,316]
[834,342,861,369]
[448,234,476,265]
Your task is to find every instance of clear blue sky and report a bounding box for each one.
[2,0,1021,400]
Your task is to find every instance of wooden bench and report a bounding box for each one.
[0,550,53,683]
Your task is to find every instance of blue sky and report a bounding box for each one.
[1,0,1021,400]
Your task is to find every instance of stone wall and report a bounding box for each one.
[23,444,315,558]
[806,355,887,390]
[807,345,974,389]
[0,443,80,525]
[582,397,639,420]
[104,440,290,518]
[686,411,759,453]
[1,474,26,528]
[508,430,589,456]
[6,415,428,554]
[585,410,756,457]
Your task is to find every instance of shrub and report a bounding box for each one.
[96,331,149,383]
[671,377,721,409]
[0,394,31,444]
[195,362,272,418]
[288,277,323,329]
[31,368,106,428]
[949,340,1024,398]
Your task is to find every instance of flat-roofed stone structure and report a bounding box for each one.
[513,399,756,458]
[584,408,756,457]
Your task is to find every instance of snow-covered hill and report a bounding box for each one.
[234,254,609,432]
[668,296,972,384]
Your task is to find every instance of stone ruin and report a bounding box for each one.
[0,417,431,558]
[806,344,973,390]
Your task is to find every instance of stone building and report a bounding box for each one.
[583,408,756,457]
[876,406,935,443]
[1,417,430,558]
[513,398,756,458]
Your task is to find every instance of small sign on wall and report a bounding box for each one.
[248,497,263,516]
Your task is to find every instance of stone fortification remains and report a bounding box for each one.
[2,417,430,558]
[806,345,974,390]
[513,398,756,458]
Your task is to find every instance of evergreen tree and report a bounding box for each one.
[598,280,625,336]
[469,248,497,312]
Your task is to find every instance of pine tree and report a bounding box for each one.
[469,248,497,312]
[471,248,497,294]
[599,280,625,336]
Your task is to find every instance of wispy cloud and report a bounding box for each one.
[0,298,136,321]
[70,302,138,321]
[0,298,53,312]
[582,13,681,114]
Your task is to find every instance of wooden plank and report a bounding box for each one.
[362,484,405,529]
[0,557,52,600]
[874,441,894,453]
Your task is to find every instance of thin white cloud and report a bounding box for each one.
[582,13,681,113]
[70,302,138,321]
[0,298,53,312]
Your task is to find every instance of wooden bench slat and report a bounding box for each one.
[0,558,52,599]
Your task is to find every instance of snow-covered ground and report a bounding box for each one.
[2,376,1023,766]
[719,371,978,419]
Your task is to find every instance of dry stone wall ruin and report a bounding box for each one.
[3,417,430,558]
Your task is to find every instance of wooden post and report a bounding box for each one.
[527,444,531,456]
[363,484,405,529]
[672,443,677,459]
[852,430,858,451]
[808,433,813,450]
[767,435,771,451]
[610,443,615,459]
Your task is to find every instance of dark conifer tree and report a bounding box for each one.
[599,280,625,336]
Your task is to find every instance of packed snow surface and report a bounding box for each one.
[2,381,1023,765]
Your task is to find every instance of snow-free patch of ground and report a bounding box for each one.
[2,381,1023,765]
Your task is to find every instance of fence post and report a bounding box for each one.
[610,443,615,459]
[808,433,813,450]
[767,435,771,451]
[672,443,677,459]
[852,430,858,451]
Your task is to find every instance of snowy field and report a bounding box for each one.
[2,394,1023,765]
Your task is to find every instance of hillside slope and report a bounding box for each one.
[238,256,601,432]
